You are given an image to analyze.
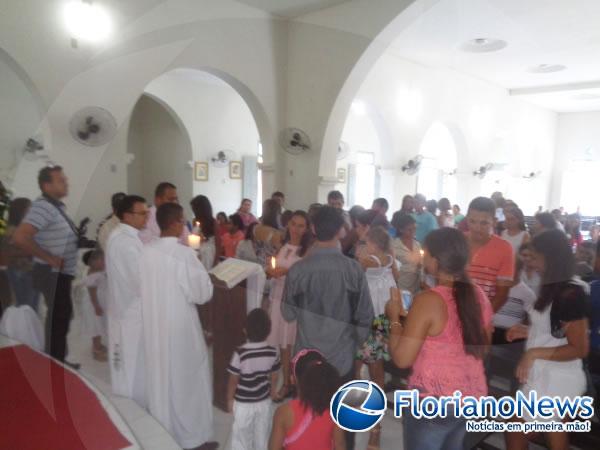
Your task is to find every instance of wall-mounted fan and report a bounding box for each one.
[401,155,423,175]
[210,150,235,168]
[337,141,350,160]
[22,137,49,162]
[69,106,117,147]
[473,163,494,179]
[279,128,311,155]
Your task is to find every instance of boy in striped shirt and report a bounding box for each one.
[227,308,280,450]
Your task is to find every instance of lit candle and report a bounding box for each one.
[188,234,201,250]
[270,256,277,269]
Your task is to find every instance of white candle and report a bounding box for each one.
[188,234,201,250]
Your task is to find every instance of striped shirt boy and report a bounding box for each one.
[227,342,280,402]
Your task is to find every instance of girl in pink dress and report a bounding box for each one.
[267,211,312,401]
[269,349,345,450]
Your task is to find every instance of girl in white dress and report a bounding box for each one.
[81,250,108,361]
[506,229,589,450]
[266,210,312,401]
[355,225,399,450]
[501,206,530,256]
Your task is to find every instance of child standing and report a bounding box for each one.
[81,250,108,361]
[269,349,344,450]
[355,225,399,449]
[222,213,245,258]
[228,308,280,450]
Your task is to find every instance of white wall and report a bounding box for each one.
[550,111,600,214]
[337,52,558,215]
[0,56,43,187]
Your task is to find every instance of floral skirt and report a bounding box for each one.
[356,314,390,364]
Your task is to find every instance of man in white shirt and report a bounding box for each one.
[139,182,190,245]
[105,195,148,407]
[140,203,217,450]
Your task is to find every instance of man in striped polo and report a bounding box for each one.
[14,166,79,365]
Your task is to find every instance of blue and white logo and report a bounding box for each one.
[330,380,386,432]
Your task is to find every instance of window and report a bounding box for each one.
[560,160,600,215]
[416,122,458,201]
[354,152,376,208]
[257,141,263,217]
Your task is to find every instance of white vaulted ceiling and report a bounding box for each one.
[389,0,600,112]
[235,0,352,18]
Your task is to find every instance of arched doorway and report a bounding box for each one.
[128,68,262,217]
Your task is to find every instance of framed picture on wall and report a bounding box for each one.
[229,161,242,179]
[337,168,346,184]
[194,162,209,181]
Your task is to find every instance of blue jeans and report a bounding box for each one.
[6,268,40,312]
[404,410,466,450]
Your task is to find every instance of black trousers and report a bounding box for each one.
[33,265,74,362]
[340,369,356,450]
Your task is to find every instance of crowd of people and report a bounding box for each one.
[1,165,599,450]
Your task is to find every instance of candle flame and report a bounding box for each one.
[271,256,276,269]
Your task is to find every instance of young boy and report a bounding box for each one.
[81,249,108,361]
[227,308,280,450]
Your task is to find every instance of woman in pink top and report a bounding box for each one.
[269,349,345,450]
[387,227,493,450]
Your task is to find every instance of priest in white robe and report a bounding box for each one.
[140,203,217,450]
[105,195,149,408]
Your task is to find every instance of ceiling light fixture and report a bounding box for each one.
[528,64,566,74]
[460,38,507,53]
[64,1,111,43]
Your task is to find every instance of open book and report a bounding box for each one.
[209,258,263,289]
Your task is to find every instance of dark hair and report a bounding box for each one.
[296,355,340,415]
[453,204,461,212]
[438,198,451,211]
[156,203,183,231]
[271,191,284,199]
[261,199,280,229]
[535,212,558,231]
[229,213,245,232]
[111,192,127,211]
[391,212,416,237]
[116,195,147,220]
[38,165,63,191]
[468,197,496,217]
[82,249,103,266]
[281,210,294,229]
[401,195,415,212]
[7,198,31,226]
[244,222,258,240]
[240,198,252,206]
[245,308,271,342]
[366,226,392,253]
[372,198,389,212]
[217,212,228,223]
[531,230,575,311]
[426,199,438,215]
[348,205,366,227]
[154,182,176,199]
[356,209,379,227]
[327,190,344,202]
[505,206,526,231]
[312,206,344,241]
[190,195,216,238]
[308,203,323,221]
[424,228,488,359]
[283,210,312,257]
